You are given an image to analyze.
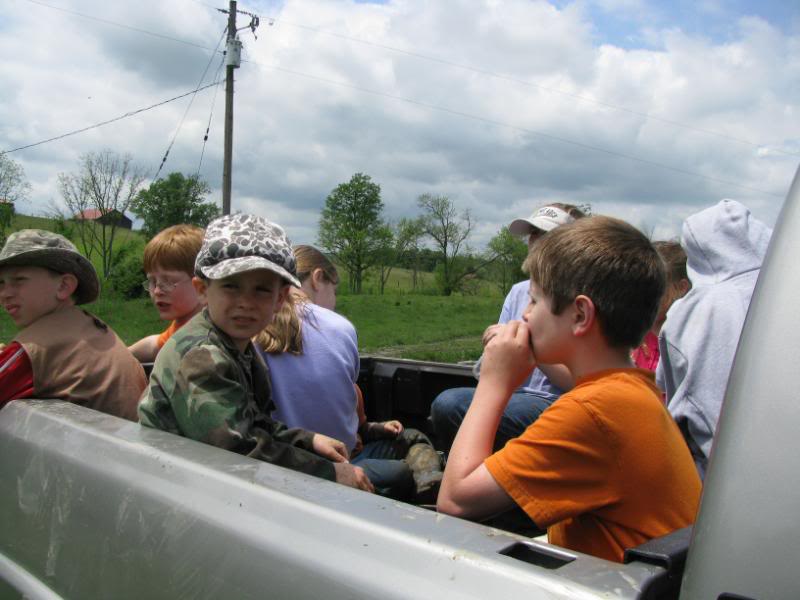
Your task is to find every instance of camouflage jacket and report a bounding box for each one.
[138,310,335,481]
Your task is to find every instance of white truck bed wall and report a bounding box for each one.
[1,400,663,600]
[680,168,800,598]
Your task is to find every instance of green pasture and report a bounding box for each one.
[9,213,143,245]
[0,293,502,363]
[1,213,509,362]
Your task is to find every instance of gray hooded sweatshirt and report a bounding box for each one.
[656,200,772,479]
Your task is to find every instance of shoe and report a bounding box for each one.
[405,443,444,504]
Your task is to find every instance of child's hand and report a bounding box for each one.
[481,321,537,394]
[312,433,350,463]
[0,343,6,353]
[380,420,403,437]
[481,324,503,346]
[333,463,375,492]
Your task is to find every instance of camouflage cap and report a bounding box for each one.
[195,214,301,286]
[0,229,100,304]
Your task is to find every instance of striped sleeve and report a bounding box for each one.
[0,342,35,407]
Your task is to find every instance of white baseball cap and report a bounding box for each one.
[508,205,575,236]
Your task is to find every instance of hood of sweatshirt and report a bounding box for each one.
[682,199,772,287]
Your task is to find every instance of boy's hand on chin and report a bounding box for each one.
[481,321,537,393]
[481,323,504,346]
[312,433,349,462]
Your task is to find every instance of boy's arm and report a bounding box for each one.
[361,420,404,442]
[438,321,536,519]
[128,335,160,363]
[152,345,339,480]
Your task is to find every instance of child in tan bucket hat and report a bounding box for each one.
[0,229,146,419]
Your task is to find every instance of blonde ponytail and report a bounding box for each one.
[255,288,309,354]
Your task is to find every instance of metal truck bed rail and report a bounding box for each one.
[1,400,664,599]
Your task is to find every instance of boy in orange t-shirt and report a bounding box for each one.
[437,216,701,563]
[128,225,205,362]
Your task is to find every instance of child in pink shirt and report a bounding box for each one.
[632,241,690,372]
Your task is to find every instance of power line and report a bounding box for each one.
[186,0,221,11]
[245,59,786,198]
[25,0,794,159]
[196,58,227,177]
[16,0,793,196]
[261,16,798,159]
[152,27,228,181]
[27,0,793,159]
[24,0,220,53]
[3,82,222,154]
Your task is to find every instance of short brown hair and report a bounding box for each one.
[294,245,338,285]
[143,225,204,274]
[653,240,688,285]
[525,216,665,349]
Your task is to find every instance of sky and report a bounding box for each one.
[1,0,798,248]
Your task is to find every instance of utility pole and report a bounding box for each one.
[222,0,240,215]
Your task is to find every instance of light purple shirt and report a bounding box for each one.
[262,304,360,452]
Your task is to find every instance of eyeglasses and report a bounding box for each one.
[142,278,190,293]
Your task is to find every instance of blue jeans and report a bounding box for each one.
[431,387,556,452]
[351,439,415,501]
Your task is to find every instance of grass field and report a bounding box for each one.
[1,213,508,362]
[337,293,500,362]
[0,293,505,363]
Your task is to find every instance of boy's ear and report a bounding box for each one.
[572,295,596,337]
[192,276,208,301]
[56,273,79,301]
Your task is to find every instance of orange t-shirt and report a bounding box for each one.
[485,368,701,563]
[156,321,180,348]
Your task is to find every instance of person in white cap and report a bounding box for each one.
[431,203,585,452]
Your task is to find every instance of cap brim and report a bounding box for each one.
[509,219,541,236]
[0,248,99,305]
[199,255,301,287]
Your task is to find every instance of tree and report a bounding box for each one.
[374,217,424,294]
[485,228,528,296]
[417,194,481,296]
[318,173,387,294]
[0,153,31,206]
[0,202,13,248]
[58,150,146,279]
[399,217,426,291]
[132,172,219,239]
[0,153,31,246]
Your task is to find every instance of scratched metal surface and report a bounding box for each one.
[0,400,662,599]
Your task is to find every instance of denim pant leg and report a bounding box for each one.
[430,387,475,451]
[431,387,555,452]
[357,438,406,461]
[497,391,554,450]
[352,446,415,501]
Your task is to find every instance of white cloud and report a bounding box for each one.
[0,0,796,249]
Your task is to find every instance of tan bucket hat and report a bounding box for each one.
[0,229,100,304]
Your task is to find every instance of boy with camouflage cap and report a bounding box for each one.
[0,229,146,419]
[138,214,373,491]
